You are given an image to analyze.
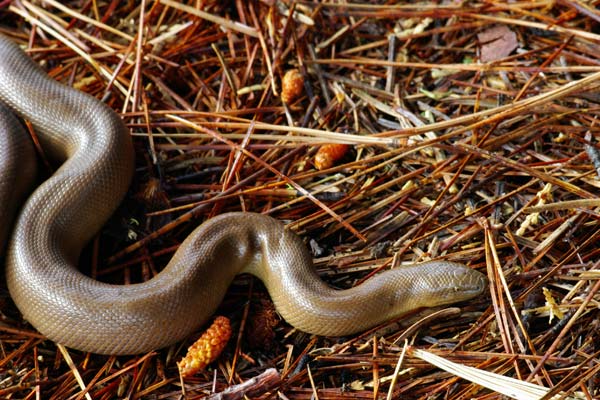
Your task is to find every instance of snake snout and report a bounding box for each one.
[453,267,488,297]
[432,262,488,305]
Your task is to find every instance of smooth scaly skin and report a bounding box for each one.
[0,34,487,355]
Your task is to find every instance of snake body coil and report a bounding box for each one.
[0,34,486,355]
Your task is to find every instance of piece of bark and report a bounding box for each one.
[206,368,281,400]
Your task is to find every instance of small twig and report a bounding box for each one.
[205,368,281,400]
[57,345,93,400]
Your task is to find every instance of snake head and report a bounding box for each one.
[420,261,488,307]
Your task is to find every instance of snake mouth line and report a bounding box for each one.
[468,273,489,294]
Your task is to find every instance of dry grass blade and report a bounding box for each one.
[159,0,258,37]
[410,348,583,400]
[56,345,92,400]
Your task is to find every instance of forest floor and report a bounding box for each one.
[1,1,600,399]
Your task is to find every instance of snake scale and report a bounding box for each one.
[0,34,486,355]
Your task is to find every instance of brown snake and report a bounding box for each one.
[0,34,486,355]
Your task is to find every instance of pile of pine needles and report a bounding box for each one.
[1,1,600,399]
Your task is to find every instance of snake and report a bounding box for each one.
[0,33,487,355]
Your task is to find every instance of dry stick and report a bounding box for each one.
[481,218,513,356]
[455,143,595,199]
[415,76,518,233]
[361,67,600,139]
[159,0,258,38]
[83,352,157,390]
[526,279,600,382]
[391,308,462,346]
[514,36,573,102]
[33,345,40,400]
[71,357,116,400]
[0,338,43,371]
[10,3,129,95]
[19,0,90,51]
[372,335,380,399]
[0,325,46,340]
[169,114,366,240]
[315,58,600,74]
[465,11,600,42]
[248,4,276,95]
[558,0,600,24]
[524,198,600,213]
[221,118,253,192]
[392,157,503,253]
[537,348,600,400]
[229,280,253,385]
[128,102,573,148]
[221,147,426,221]
[205,368,280,400]
[131,378,176,400]
[306,365,319,400]
[411,152,467,242]
[386,341,409,400]
[495,242,539,375]
[57,345,93,400]
[339,70,600,245]
[0,378,58,397]
[126,355,153,398]
[402,173,539,255]
[517,229,600,302]
[200,120,397,146]
[483,217,536,382]
[33,0,134,40]
[132,0,146,111]
[279,336,319,381]
[107,143,308,263]
[415,355,505,400]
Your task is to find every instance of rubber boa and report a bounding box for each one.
[0,34,486,355]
